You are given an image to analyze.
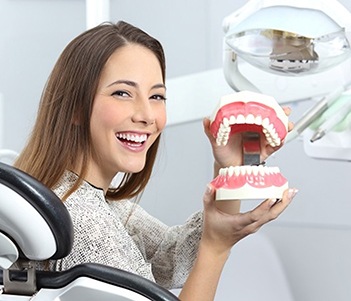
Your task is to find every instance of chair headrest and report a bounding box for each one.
[0,162,73,265]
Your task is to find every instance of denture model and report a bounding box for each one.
[209,90,289,200]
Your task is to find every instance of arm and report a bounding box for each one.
[178,185,297,301]
[119,201,203,288]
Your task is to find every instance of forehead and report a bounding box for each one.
[102,44,162,78]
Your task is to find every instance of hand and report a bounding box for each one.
[203,106,294,168]
[200,184,298,256]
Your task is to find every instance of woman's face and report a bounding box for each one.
[88,44,166,188]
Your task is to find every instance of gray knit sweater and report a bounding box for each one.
[48,171,203,289]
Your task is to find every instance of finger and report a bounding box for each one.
[231,199,270,228]
[283,106,292,116]
[202,184,216,210]
[203,117,215,142]
[268,188,298,218]
[202,117,210,135]
[287,121,294,132]
[237,188,297,228]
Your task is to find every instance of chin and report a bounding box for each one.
[121,163,146,174]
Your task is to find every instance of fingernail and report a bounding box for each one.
[269,198,278,207]
[206,184,213,195]
[288,188,298,201]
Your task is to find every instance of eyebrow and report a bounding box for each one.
[108,80,166,90]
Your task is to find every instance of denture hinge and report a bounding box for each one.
[243,131,260,166]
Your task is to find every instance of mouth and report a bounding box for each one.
[115,132,149,149]
[211,165,288,200]
[210,91,288,147]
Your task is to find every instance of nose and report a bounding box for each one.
[132,98,156,125]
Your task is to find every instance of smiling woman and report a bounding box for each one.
[13,20,297,301]
[88,44,167,189]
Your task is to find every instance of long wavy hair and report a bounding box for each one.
[14,21,166,201]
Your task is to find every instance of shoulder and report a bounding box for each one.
[53,171,108,217]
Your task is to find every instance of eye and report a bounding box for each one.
[150,94,167,102]
[111,90,131,98]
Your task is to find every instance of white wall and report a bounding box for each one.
[0,0,86,151]
[1,1,351,300]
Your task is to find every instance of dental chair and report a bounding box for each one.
[0,162,179,301]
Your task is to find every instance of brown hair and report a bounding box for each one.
[14,21,166,201]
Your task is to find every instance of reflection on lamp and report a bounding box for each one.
[223,0,351,92]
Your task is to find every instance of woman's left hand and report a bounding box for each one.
[200,184,297,255]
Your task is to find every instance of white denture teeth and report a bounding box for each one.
[237,114,245,123]
[227,166,234,177]
[219,165,281,176]
[246,114,255,124]
[254,115,262,125]
[223,117,230,127]
[214,115,282,148]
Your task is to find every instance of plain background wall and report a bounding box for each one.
[1,1,351,300]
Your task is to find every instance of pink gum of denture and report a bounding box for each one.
[210,91,288,146]
[211,166,288,200]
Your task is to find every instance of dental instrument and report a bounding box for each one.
[285,86,345,143]
[310,95,351,142]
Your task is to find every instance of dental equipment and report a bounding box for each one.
[310,93,351,142]
[0,149,18,164]
[221,0,351,161]
[222,0,351,95]
[0,162,179,301]
[285,86,346,143]
[0,93,3,150]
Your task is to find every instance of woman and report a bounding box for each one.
[14,21,297,300]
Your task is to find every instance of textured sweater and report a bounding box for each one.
[48,171,203,289]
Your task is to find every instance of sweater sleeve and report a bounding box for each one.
[113,200,203,289]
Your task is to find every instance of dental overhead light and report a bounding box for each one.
[222,0,351,93]
[221,0,351,161]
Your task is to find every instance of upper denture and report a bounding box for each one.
[210,91,288,147]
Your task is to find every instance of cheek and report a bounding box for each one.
[92,102,120,130]
[156,106,167,131]
[100,110,119,127]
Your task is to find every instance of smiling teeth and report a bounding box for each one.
[116,133,147,143]
[216,115,281,148]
